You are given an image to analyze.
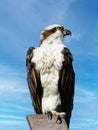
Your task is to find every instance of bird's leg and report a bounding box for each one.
[47,111,66,124]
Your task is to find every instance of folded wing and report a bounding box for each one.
[26,47,43,114]
[59,47,75,127]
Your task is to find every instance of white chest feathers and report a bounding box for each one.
[31,43,65,113]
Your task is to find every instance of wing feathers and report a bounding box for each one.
[26,46,75,127]
[59,47,75,127]
[26,47,42,114]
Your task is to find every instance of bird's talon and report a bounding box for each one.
[47,111,52,120]
[56,116,62,124]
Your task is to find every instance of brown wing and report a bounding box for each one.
[26,47,43,114]
[59,47,75,127]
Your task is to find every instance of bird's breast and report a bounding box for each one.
[31,43,64,74]
[31,43,65,113]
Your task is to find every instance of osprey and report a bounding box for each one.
[26,24,75,127]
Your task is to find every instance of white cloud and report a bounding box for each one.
[75,86,97,103]
[0,115,24,120]
[8,104,33,112]
[71,85,98,129]
[0,75,32,129]
[0,79,28,94]
[0,1,98,130]
[0,64,28,94]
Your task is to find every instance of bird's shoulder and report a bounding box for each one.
[61,47,73,63]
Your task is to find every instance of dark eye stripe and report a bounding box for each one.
[50,27,57,33]
[50,26,64,32]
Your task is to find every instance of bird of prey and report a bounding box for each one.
[26,24,75,127]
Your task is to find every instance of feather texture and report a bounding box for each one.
[26,46,75,127]
[26,24,75,128]
[26,47,43,114]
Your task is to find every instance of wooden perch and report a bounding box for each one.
[27,114,68,130]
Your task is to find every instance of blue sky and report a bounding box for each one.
[0,0,98,130]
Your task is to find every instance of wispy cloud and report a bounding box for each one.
[0,0,98,130]
[0,115,24,120]
[0,63,33,130]
[0,120,28,129]
[0,63,27,93]
[71,85,98,130]
[75,86,97,103]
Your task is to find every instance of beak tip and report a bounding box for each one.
[66,30,72,36]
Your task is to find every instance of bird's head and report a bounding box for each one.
[40,24,71,44]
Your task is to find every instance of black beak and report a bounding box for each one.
[64,29,72,36]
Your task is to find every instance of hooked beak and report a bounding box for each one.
[64,29,72,36]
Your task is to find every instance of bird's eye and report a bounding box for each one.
[56,27,61,30]
[56,27,64,32]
